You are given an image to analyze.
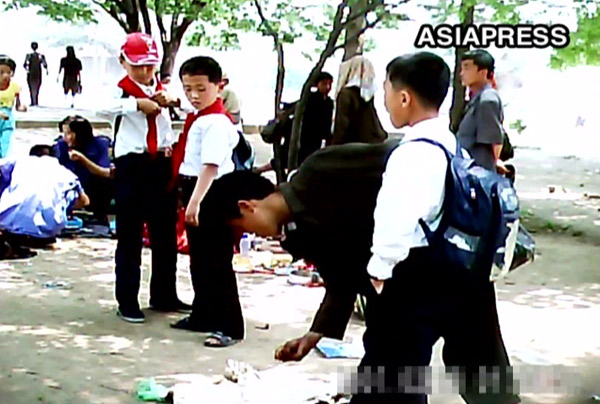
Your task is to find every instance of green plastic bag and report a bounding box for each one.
[136,378,169,402]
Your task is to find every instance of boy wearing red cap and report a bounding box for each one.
[100,33,190,323]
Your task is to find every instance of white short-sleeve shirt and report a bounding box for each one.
[178,114,239,178]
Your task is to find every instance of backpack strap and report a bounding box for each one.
[401,137,455,242]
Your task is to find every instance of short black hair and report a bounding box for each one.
[179,56,222,84]
[31,42,38,50]
[30,145,54,157]
[461,49,495,78]
[315,71,333,84]
[386,52,450,110]
[0,56,16,72]
[207,171,276,220]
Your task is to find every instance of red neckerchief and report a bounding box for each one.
[170,98,234,187]
[117,75,164,155]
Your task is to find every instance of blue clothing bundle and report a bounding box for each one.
[0,156,83,238]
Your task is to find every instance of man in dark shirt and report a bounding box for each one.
[23,42,48,106]
[209,52,518,404]
[456,49,504,171]
[298,71,334,165]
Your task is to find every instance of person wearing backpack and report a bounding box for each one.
[169,56,245,348]
[23,42,48,106]
[204,52,519,403]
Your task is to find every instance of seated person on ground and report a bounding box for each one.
[54,116,112,222]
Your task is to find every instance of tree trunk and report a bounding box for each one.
[343,0,367,61]
[273,42,286,183]
[449,2,475,133]
[158,20,192,78]
[139,0,152,34]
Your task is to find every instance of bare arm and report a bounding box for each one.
[69,150,112,178]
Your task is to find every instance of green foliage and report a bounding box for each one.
[432,0,525,24]
[9,0,97,23]
[509,119,527,134]
[550,0,600,69]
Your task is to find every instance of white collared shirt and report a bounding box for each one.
[96,78,174,158]
[367,115,467,280]
[178,113,239,178]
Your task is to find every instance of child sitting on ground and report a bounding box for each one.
[0,55,27,158]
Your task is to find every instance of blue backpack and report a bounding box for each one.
[410,138,520,282]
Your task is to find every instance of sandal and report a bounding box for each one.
[204,332,240,348]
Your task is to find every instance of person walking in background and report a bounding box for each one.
[332,55,387,145]
[58,46,83,109]
[1,56,27,158]
[298,71,334,165]
[23,42,48,106]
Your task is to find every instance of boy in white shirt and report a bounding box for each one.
[169,56,243,347]
[101,33,190,323]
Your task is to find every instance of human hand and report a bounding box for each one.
[496,161,510,175]
[17,105,27,112]
[137,99,161,116]
[69,150,84,161]
[370,278,385,295]
[185,202,200,226]
[151,90,177,107]
[274,332,322,362]
[0,112,8,120]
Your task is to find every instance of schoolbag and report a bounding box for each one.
[232,131,254,171]
[410,138,520,282]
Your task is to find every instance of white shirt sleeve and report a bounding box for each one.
[95,88,138,120]
[199,118,235,168]
[367,143,447,280]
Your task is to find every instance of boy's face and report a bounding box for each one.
[316,79,333,96]
[228,200,281,238]
[121,60,157,86]
[182,74,219,111]
[384,77,410,128]
[460,60,487,87]
[0,65,14,85]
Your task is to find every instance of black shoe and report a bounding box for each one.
[170,316,211,332]
[117,307,145,323]
[150,299,192,314]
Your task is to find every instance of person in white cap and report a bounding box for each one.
[98,32,191,324]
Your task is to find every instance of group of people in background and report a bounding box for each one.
[2,28,516,401]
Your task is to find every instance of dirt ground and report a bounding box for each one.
[0,124,599,404]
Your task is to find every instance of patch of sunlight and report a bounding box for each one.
[97,299,116,307]
[97,335,133,351]
[21,326,63,336]
[73,334,90,350]
[160,339,173,345]
[89,273,114,282]
[0,325,18,333]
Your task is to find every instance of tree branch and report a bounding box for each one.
[154,0,168,43]
[93,0,131,32]
[253,0,278,43]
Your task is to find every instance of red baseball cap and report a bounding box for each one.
[120,33,160,66]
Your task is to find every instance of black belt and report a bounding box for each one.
[179,174,197,181]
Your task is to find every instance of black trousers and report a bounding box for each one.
[180,176,245,339]
[114,153,178,310]
[350,248,520,404]
[27,74,41,106]
[82,175,113,222]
